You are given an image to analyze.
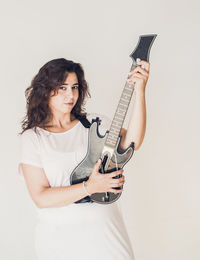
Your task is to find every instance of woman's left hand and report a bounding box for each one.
[127,59,150,93]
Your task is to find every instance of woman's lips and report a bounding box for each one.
[65,103,73,106]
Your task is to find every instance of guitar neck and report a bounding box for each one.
[105,64,136,149]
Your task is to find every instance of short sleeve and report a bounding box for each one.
[86,112,112,135]
[18,129,42,178]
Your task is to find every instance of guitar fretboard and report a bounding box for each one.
[105,66,135,149]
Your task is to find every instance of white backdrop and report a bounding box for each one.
[0,0,199,259]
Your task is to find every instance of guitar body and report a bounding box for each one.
[70,118,134,204]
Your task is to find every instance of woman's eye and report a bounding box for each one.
[59,85,79,91]
[72,86,79,90]
[59,86,66,90]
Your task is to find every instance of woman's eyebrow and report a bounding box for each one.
[62,83,79,86]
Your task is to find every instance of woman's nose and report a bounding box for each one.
[66,87,73,98]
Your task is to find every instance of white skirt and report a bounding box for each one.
[34,201,135,260]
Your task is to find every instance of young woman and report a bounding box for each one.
[18,58,149,260]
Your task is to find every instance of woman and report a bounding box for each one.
[18,58,149,260]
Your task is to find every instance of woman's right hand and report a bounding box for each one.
[85,159,125,195]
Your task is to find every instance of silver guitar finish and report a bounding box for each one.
[70,119,134,204]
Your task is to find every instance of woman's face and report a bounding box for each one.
[49,72,79,115]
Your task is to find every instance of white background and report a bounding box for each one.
[0,0,199,259]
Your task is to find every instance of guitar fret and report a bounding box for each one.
[118,104,127,110]
[110,127,120,136]
[106,137,117,147]
[108,134,118,142]
[116,108,126,116]
[121,93,130,100]
[125,83,134,90]
[115,113,124,119]
[110,124,121,130]
[119,99,128,106]
[112,120,122,128]
[123,89,132,95]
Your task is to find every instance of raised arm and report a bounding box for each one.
[119,60,150,151]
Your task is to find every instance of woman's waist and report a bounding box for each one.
[36,201,121,224]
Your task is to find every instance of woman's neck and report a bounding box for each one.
[47,113,76,129]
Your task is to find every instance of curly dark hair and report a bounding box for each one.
[20,58,91,134]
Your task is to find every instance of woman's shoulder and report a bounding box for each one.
[20,128,35,138]
[19,128,42,144]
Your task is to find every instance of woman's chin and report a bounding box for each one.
[62,107,74,113]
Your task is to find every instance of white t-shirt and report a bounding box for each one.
[18,112,135,260]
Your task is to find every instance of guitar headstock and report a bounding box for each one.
[129,34,157,66]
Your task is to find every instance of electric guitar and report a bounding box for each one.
[70,34,157,204]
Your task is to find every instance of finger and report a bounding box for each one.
[137,60,150,72]
[94,158,102,171]
[109,188,123,194]
[128,61,150,77]
[110,181,124,187]
[130,66,148,76]
[129,72,144,79]
[127,72,147,84]
[109,169,123,178]
[110,176,124,184]
[127,76,143,85]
